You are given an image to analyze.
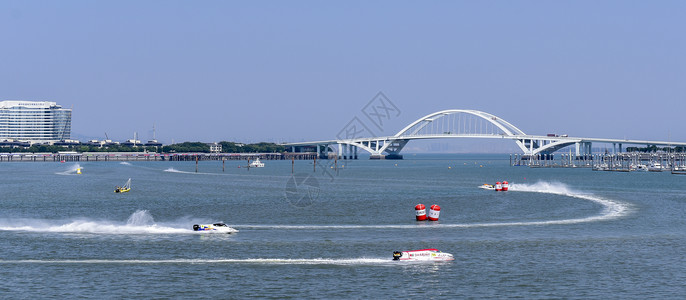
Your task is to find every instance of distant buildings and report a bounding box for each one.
[0,100,231,150]
[121,139,143,147]
[0,100,72,144]
[209,142,222,153]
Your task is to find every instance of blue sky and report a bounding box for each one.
[2,1,685,150]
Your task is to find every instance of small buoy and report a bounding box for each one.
[448,166,451,169]
[502,181,509,191]
[428,204,441,221]
[415,204,427,221]
[495,182,502,191]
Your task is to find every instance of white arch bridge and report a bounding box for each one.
[284,109,686,159]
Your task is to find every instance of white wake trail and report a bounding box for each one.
[506,181,629,225]
[55,163,82,175]
[0,210,190,235]
[0,183,631,233]
[0,258,394,265]
[163,167,220,175]
[238,181,631,230]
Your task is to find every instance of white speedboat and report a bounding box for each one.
[392,249,454,261]
[192,223,238,234]
[249,158,265,168]
[478,184,495,190]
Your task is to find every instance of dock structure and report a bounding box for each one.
[511,152,686,173]
[0,152,317,162]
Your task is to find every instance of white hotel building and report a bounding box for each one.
[0,100,72,144]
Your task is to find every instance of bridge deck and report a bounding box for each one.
[282,109,685,156]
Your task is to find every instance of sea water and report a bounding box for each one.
[1,154,685,298]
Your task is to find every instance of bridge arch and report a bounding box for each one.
[394,109,527,138]
[285,109,686,159]
[364,109,533,156]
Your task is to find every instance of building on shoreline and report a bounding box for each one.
[0,100,72,144]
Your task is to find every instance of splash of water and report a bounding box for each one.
[55,163,82,175]
[508,181,575,194]
[0,210,188,235]
[127,210,154,226]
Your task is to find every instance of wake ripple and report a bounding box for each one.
[238,181,631,229]
[163,167,220,175]
[0,210,191,235]
[0,258,394,265]
[0,182,631,234]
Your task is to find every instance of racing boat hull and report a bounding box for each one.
[479,184,495,190]
[393,249,454,261]
[192,223,238,234]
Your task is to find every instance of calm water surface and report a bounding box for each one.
[1,154,685,298]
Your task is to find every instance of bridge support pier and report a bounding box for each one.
[321,144,330,159]
[576,142,593,156]
[332,144,359,160]
[384,154,403,160]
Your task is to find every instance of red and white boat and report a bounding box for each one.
[392,249,454,261]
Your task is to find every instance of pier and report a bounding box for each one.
[0,152,318,162]
[511,152,686,173]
